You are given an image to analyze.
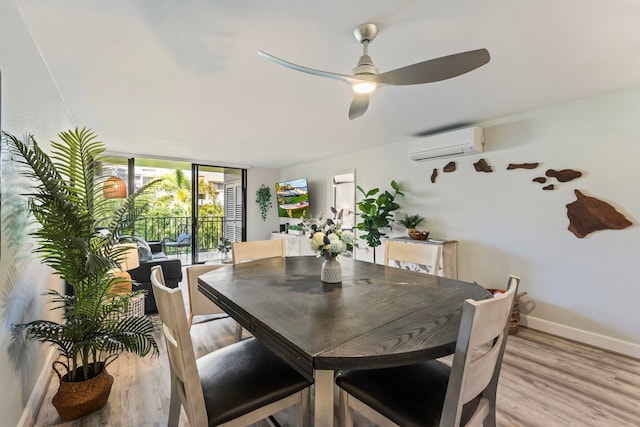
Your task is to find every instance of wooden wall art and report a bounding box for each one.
[418,155,632,238]
[443,162,456,172]
[566,190,632,238]
[546,169,582,182]
[507,162,539,170]
[473,158,493,173]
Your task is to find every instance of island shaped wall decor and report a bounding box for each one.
[566,190,632,238]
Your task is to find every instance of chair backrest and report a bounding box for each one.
[175,223,191,244]
[384,240,443,276]
[150,266,208,427]
[176,233,192,244]
[440,275,520,427]
[186,264,226,323]
[232,239,286,264]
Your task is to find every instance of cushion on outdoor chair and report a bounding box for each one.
[165,233,191,247]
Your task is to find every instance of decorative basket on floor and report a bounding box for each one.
[487,289,528,335]
[52,361,114,420]
[106,294,145,321]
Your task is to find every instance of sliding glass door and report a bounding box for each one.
[102,156,245,265]
[191,164,245,263]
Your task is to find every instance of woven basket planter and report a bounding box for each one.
[51,360,115,421]
[487,289,528,335]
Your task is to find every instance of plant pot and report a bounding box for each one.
[52,361,114,421]
[321,256,342,283]
[409,230,429,240]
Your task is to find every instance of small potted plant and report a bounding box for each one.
[287,224,303,236]
[398,213,425,235]
[218,237,232,262]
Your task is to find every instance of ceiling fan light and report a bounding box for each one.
[352,81,376,94]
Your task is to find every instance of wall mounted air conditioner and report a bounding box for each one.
[408,126,484,161]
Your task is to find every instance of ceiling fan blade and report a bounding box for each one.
[258,50,357,84]
[374,48,490,85]
[349,94,369,120]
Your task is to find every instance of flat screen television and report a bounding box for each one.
[275,178,310,218]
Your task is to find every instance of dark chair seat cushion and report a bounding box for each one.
[197,337,312,426]
[336,360,480,427]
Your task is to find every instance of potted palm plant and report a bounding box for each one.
[4,128,159,421]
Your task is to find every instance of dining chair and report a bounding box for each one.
[185,264,227,328]
[150,266,312,427]
[384,240,443,276]
[231,239,286,341]
[336,275,520,427]
[231,239,286,264]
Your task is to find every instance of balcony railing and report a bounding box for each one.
[133,215,232,255]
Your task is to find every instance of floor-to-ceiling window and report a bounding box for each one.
[101,156,245,266]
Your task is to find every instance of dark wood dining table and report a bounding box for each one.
[198,256,490,426]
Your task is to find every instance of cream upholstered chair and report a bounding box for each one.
[336,276,520,427]
[231,239,286,340]
[150,266,312,427]
[384,240,443,276]
[231,239,286,264]
[185,264,227,328]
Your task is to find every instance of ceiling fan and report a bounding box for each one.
[258,23,490,120]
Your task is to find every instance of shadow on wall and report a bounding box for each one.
[483,120,534,152]
[0,136,48,404]
[457,239,532,292]
[461,239,637,344]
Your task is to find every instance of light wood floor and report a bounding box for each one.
[33,314,640,426]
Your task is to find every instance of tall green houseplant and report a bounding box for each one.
[5,128,158,418]
[356,180,404,263]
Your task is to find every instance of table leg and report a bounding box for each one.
[314,369,335,427]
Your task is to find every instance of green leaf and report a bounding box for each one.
[355,180,404,249]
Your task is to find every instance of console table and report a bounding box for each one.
[270,232,315,257]
[388,237,458,279]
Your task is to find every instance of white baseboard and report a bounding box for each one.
[17,348,56,427]
[520,314,640,359]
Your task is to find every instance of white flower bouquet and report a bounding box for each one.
[302,209,357,259]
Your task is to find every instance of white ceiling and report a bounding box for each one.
[15,0,640,168]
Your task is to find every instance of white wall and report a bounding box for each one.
[1,0,75,425]
[280,85,640,355]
